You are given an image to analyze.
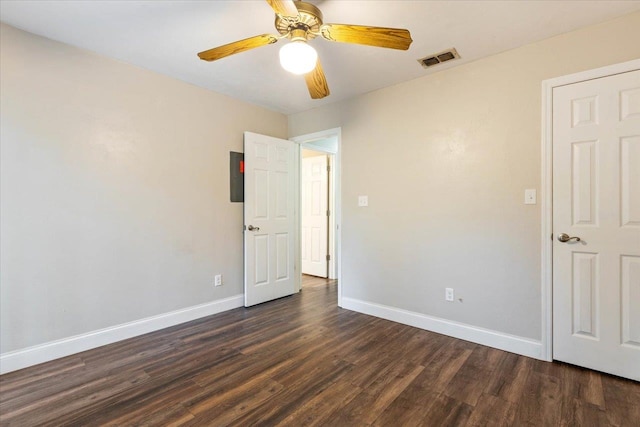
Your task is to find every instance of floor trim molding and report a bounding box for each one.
[0,294,244,374]
[342,297,542,360]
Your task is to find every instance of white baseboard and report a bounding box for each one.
[341,297,542,360]
[0,294,244,375]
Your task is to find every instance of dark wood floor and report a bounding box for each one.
[1,275,639,426]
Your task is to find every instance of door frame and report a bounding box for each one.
[540,59,640,362]
[290,128,342,307]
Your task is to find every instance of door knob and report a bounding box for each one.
[247,225,260,231]
[557,233,580,243]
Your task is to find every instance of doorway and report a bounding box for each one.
[291,128,342,306]
[301,148,332,278]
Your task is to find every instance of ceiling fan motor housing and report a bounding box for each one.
[275,1,323,40]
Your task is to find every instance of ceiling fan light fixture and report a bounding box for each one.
[279,40,317,75]
[198,0,413,100]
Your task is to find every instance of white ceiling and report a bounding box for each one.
[2,1,639,115]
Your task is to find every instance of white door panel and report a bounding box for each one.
[552,69,640,381]
[244,132,297,306]
[301,155,328,277]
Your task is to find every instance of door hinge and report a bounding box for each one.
[327,165,331,172]
[326,254,331,261]
[327,209,330,217]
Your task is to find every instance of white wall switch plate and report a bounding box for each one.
[358,195,368,207]
[214,274,222,287]
[524,189,536,205]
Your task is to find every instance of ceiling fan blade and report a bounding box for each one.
[198,34,279,62]
[320,24,413,50]
[266,0,299,18]
[304,59,330,99]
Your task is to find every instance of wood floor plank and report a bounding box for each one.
[371,388,441,427]
[275,376,362,426]
[227,360,357,426]
[76,380,203,426]
[185,376,284,423]
[600,373,640,427]
[560,365,606,409]
[512,370,563,426]
[465,393,517,427]
[483,351,532,404]
[443,347,503,406]
[1,370,150,426]
[419,392,474,426]
[0,356,85,400]
[1,275,638,426]
[558,398,610,427]
[412,340,474,394]
[326,361,424,425]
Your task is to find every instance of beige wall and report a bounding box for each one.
[0,23,287,353]
[289,12,640,340]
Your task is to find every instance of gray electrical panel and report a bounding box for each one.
[230,151,244,202]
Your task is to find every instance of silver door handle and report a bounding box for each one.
[247,225,260,231]
[557,233,581,243]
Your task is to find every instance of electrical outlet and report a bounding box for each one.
[445,288,454,302]
[214,274,222,287]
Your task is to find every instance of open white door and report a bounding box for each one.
[552,69,640,381]
[301,154,329,277]
[244,132,297,307]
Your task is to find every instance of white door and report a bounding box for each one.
[301,154,329,277]
[244,132,297,307]
[552,69,640,381]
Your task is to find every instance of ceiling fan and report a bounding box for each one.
[197,0,413,100]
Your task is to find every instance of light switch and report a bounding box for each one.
[358,195,368,207]
[524,189,536,205]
